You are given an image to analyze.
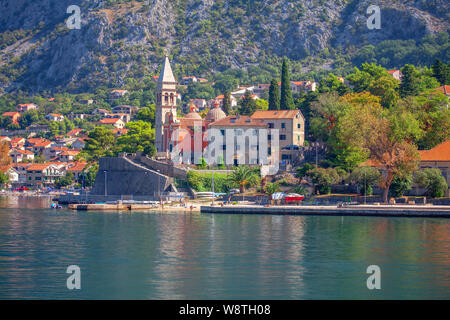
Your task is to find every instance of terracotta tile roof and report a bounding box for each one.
[209,115,268,127]
[18,103,36,107]
[11,137,25,144]
[251,110,302,119]
[26,138,46,145]
[67,129,84,136]
[387,70,400,74]
[26,163,52,171]
[112,129,128,134]
[96,108,110,113]
[67,162,87,172]
[48,113,63,117]
[111,89,128,94]
[434,85,450,96]
[419,141,450,162]
[3,112,20,117]
[33,141,53,148]
[100,118,122,124]
[13,149,34,155]
[60,150,80,156]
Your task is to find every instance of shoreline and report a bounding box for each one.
[201,204,450,218]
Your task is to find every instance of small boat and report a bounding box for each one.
[50,203,62,209]
[284,193,305,203]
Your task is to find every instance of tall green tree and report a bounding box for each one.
[268,79,280,110]
[238,90,257,115]
[400,64,420,98]
[432,59,449,85]
[117,121,156,156]
[81,127,116,161]
[280,57,295,110]
[222,91,232,115]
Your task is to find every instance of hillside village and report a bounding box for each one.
[0,55,449,204]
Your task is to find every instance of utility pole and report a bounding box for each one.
[211,167,215,206]
[104,171,107,197]
[315,142,318,168]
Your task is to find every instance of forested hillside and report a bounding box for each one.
[0,0,448,94]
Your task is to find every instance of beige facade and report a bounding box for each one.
[251,110,305,165]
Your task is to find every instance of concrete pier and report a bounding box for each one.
[201,205,450,218]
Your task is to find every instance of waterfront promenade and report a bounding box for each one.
[201,204,450,218]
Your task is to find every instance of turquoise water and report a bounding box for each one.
[0,196,449,299]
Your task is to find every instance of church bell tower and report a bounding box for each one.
[155,56,178,153]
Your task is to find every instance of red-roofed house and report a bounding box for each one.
[10,149,35,163]
[17,103,38,113]
[59,150,80,162]
[10,137,25,148]
[99,118,125,129]
[110,89,128,101]
[67,129,85,137]
[67,162,88,180]
[31,140,54,154]
[45,113,64,121]
[25,163,65,187]
[2,112,21,124]
[387,70,403,81]
[434,85,450,97]
[44,146,69,161]
[418,141,450,196]
[93,108,110,116]
[0,165,19,185]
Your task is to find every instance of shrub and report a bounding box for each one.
[414,169,448,198]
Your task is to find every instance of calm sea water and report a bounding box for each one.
[0,196,449,300]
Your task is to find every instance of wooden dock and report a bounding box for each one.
[68,203,201,212]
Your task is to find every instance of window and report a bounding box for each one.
[298,135,300,141]
[268,134,272,140]
[268,147,272,155]
[281,123,286,129]
[268,123,274,128]
[220,130,225,136]
[297,123,301,129]
[222,145,227,150]
[280,135,286,140]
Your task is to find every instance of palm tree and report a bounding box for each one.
[264,182,281,199]
[228,166,254,193]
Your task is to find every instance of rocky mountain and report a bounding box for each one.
[0,0,448,94]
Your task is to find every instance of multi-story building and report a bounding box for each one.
[209,115,268,166]
[251,110,305,165]
[17,103,38,113]
[25,163,65,187]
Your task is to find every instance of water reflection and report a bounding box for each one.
[0,199,449,299]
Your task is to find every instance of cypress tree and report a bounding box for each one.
[432,59,449,85]
[222,91,231,115]
[268,79,280,110]
[238,90,257,116]
[399,64,420,98]
[280,57,295,110]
